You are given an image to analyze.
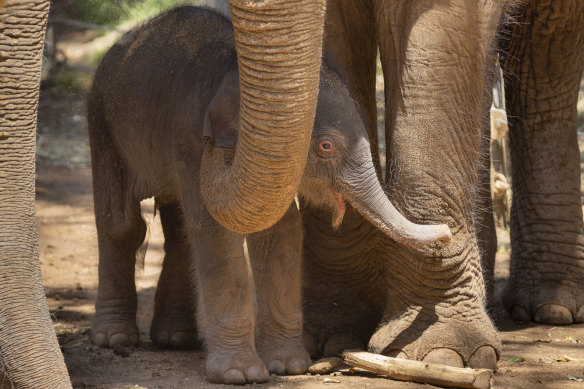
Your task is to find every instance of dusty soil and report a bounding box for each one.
[35,14,584,389]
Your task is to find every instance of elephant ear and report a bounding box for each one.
[203,71,240,149]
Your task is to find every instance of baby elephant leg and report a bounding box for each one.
[195,213,268,385]
[247,204,312,375]
[92,200,145,348]
[150,203,198,349]
[91,154,145,348]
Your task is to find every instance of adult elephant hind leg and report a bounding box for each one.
[500,1,584,325]
[150,203,198,349]
[370,0,504,369]
[247,205,311,376]
[195,212,268,384]
[89,101,145,348]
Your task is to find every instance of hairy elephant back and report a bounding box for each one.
[88,6,238,194]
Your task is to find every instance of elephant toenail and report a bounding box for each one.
[423,348,464,368]
[468,346,497,370]
[534,304,572,325]
[224,368,246,384]
[288,357,308,375]
[129,333,138,344]
[385,349,408,359]
[246,365,268,383]
[308,357,342,374]
[576,305,584,323]
[510,305,531,322]
[323,333,364,356]
[154,331,170,347]
[110,333,132,347]
[267,359,286,375]
[93,332,108,347]
[170,331,191,349]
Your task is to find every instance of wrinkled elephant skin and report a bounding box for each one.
[0,1,72,387]
[500,0,584,326]
[302,0,584,372]
[87,6,446,384]
[301,0,506,370]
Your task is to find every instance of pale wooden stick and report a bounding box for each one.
[342,350,494,389]
[308,357,344,374]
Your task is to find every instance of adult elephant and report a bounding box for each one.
[299,0,584,371]
[0,0,329,386]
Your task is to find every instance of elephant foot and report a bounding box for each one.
[92,304,138,348]
[205,350,269,384]
[368,308,501,370]
[502,198,584,325]
[303,330,365,358]
[150,307,198,349]
[150,319,198,349]
[257,338,311,375]
[503,279,584,325]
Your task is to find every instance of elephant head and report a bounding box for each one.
[299,65,452,247]
[205,64,452,247]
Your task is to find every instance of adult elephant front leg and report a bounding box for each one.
[501,1,584,325]
[369,0,504,369]
[0,1,71,387]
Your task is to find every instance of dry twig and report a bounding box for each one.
[342,350,494,389]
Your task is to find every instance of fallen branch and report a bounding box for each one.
[342,350,493,389]
[308,357,344,374]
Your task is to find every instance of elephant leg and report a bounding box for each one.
[150,203,198,349]
[90,129,146,348]
[369,0,504,369]
[195,211,268,384]
[247,204,311,375]
[500,1,584,325]
[92,202,145,347]
[302,207,384,358]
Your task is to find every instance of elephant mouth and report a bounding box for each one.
[328,191,346,229]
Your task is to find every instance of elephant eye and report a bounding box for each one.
[319,140,334,152]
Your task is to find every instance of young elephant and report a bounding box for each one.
[88,6,451,385]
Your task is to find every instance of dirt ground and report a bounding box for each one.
[35,16,584,389]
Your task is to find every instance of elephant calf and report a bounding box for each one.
[88,6,450,384]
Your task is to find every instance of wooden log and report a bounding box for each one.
[308,357,344,374]
[342,350,494,389]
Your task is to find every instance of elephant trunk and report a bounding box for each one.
[200,0,327,234]
[0,1,72,387]
[340,146,452,248]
